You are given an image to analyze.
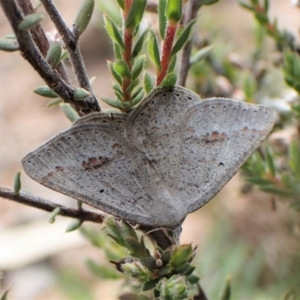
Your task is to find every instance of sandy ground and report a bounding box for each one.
[0,1,299,299]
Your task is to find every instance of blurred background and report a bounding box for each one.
[0,1,300,299]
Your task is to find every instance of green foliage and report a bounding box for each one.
[104,219,200,299]
[148,30,161,71]
[2,0,300,299]
[158,0,167,39]
[18,13,43,30]
[0,36,18,52]
[104,15,125,50]
[239,0,294,50]
[74,0,94,37]
[73,87,90,100]
[170,19,196,56]
[65,219,83,232]
[34,85,58,98]
[48,207,61,224]
[13,171,21,194]
[165,0,182,23]
[219,277,231,300]
[46,41,62,68]
[283,52,300,94]
[125,0,147,30]
[60,103,80,122]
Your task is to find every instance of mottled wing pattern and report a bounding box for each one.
[22,113,158,226]
[177,98,276,214]
[129,86,197,189]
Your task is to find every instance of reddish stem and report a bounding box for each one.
[156,23,177,86]
[122,0,134,101]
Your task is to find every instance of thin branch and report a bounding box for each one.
[40,0,101,113]
[0,0,99,115]
[0,186,105,223]
[16,0,70,84]
[178,0,202,87]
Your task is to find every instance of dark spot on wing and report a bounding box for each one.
[203,131,227,144]
[82,157,110,169]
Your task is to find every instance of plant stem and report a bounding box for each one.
[178,0,202,87]
[0,0,99,115]
[156,23,177,85]
[40,0,101,113]
[122,0,134,101]
[0,186,105,223]
[16,0,70,83]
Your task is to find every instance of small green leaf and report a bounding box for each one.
[101,97,123,109]
[132,30,148,58]
[167,55,177,73]
[158,0,167,39]
[113,42,122,59]
[60,50,69,62]
[60,103,80,122]
[34,85,58,98]
[47,98,63,107]
[116,0,125,9]
[13,171,21,194]
[265,147,276,176]
[131,88,144,106]
[46,41,62,68]
[105,217,127,247]
[148,31,161,71]
[112,83,124,99]
[239,2,254,11]
[170,244,193,270]
[74,0,94,37]
[245,177,274,186]
[289,141,300,180]
[243,74,257,100]
[201,0,219,5]
[0,37,19,52]
[48,207,61,224]
[186,274,200,284]
[190,45,213,65]
[144,72,154,93]
[126,78,140,93]
[66,219,83,232]
[18,13,43,30]
[171,19,196,56]
[259,185,289,196]
[219,276,231,300]
[131,86,143,100]
[142,278,160,291]
[104,15,125,50]
[125,0,147,30]
[131,55,145,80]
[156,275,188,300]
[73,88,90,100]
[108,61,122,85]
[114,60,131,78]
[160,72,177,87]
[165,0,182,23]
